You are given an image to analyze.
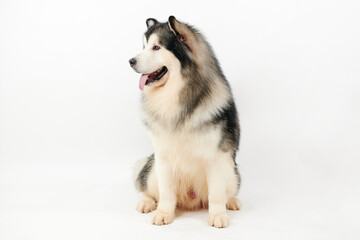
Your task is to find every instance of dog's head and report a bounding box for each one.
[129,16,202,91]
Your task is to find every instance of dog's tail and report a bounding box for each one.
[133,154,154,191]
[133,157,148,186]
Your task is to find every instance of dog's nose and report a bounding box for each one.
[129,58,137,66]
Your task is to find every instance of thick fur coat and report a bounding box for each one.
[130,16,241,228]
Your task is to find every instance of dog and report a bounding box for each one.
[129,16,241,228]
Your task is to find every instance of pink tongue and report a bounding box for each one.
[139,74,149,91]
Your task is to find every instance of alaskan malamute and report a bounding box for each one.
[129,16,241,228]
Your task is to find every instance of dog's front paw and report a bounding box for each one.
[152,210,174,225]
[136,198,156,213]
[209,213,229,228]
[226,197,241,211]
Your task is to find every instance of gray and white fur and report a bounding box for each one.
[129,16,241,228]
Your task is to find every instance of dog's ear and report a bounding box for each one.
[146,18,158,29]
[168,16,186,42]
[168,16,195,51]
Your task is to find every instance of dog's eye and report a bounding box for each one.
[153,45,160,51]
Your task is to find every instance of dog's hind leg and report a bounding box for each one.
[137,194,157,213]
[226,197,241,211]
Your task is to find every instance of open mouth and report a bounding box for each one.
[139,66,168,90]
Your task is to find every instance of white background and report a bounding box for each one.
[1,0,359,239]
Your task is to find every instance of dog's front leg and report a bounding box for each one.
[207,159,230,228]
[152,155,176,225]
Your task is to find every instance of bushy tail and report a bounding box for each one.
[133,154,155,192]
[133,157,148,188]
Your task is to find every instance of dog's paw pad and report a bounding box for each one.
[226,197,241,211]
[152,210,174,225]
[209,213,229,228]
[136,198,156,213]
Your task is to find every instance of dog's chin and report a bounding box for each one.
[139,66,169,90]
